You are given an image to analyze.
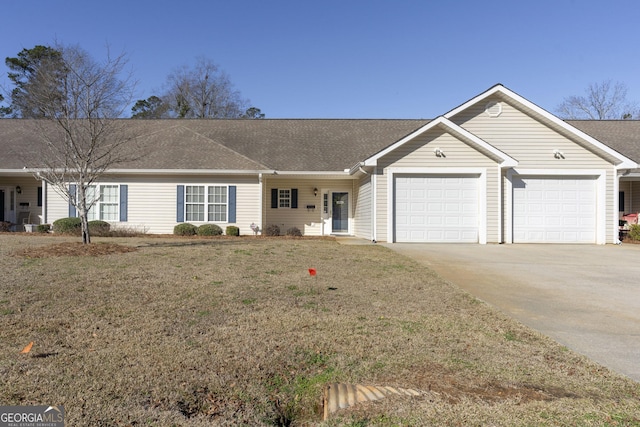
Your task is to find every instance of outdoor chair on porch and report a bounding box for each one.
[620,213,638,239]
[16,212,31,231]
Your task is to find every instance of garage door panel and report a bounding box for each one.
[395,174,479,243]
[513,176,596,243]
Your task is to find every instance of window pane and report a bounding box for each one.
[186,204,204,221]
[206,186,227,222]
[101,185,118,203]
[86,186,97,204]
[208,204,227,222]
[85,186,97,220]
[87,207,97,221]
[101,203,118,221]
[208,186,227,204]
[279,189,291,208]
[186,186,204,203]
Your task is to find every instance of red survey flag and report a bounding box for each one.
[308,268,317,277]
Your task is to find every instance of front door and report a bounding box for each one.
[332,192,348,233]
[0,190,4,221]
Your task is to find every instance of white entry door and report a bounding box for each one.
[395,175,479,242]
[512,176,596,243]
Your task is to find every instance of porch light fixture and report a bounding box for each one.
[313,187,318,197]
[15,186,21,194]
[434,148,445,158]
[553,149,565,159]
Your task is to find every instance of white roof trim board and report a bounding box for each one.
[444,84,638,169]
[361,116,517,168]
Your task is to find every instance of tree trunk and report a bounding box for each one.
[77,186,91,245]
[80,214,91,244]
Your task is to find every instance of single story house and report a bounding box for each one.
[2,84,640,244]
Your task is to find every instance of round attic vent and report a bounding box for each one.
[485,101,502,117]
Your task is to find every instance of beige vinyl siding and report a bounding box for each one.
[1,176,44,224]
[375,128,501,242]
[619,180,640,215]
[47,185,71,225]
[633,182,640,214]
[619,180,631,214]
[46,174,261,234]
[450,96,614,169]
[452,97,620,243]
[263,178,354,236]
[354,174,372,240]
[501,169,509,242]
[607,170,615,242]
[623,180,640,214]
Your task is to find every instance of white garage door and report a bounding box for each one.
[395,175,479,242]
[513,176,596,243]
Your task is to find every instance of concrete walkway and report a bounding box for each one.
[383,243,640,382]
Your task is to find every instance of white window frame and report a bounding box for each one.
[278,188,291,209]
[185,185,205,222]
[185,185,229,222]
[207,185,228,222]
[85,184,120,221]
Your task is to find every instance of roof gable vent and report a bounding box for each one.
[485,101,502,118]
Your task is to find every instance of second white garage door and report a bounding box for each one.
[395,175,479,242]
[512,176,596,243]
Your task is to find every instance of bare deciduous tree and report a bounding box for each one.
[22,44,138,244]
[556,80,637,120]
[164,57,248,118]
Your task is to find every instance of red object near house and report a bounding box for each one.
[622,213,638,224]
[308,268,317,277]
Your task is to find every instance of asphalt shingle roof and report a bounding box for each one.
[2,119,639,172]
[568,120,640,164]
[0,119,428,172]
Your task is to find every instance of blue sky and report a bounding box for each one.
[1,0,639,118]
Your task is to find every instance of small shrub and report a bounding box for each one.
[36,224,51,233]
[109,225,149,237]
[0,221,11,232]
[264,224,281,236]
[88,220,111,236]
[286,227,302,237]
[52,217,82,234]
[226,226,240,236]
[629,224,640,241]
[197,223,223,236]
[174,223,197,236]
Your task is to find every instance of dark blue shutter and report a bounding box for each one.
[228,186,236,223]
[68,184,77,217]
[177,185,185,222]
[271,188,278,209]
[291,188,298,209]
[119,185,128,222]
[37,187,42,207]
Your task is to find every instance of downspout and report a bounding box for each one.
[614,170,621,243]
[258,173,263,233]
[357,166,374,242]
[497,165,503,243]
[372,166,378,242]
[42,180,47,225]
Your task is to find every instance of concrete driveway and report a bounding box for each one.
[384,243,640,382]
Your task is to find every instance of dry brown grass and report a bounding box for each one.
[0,234,639,426]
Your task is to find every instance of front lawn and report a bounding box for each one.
[1,235,638,426]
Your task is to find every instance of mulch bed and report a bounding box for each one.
[14,242,137,258]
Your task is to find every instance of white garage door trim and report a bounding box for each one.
[387,168,487,244]
[505,169,606,244]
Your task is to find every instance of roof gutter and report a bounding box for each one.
[348,162,375,176]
